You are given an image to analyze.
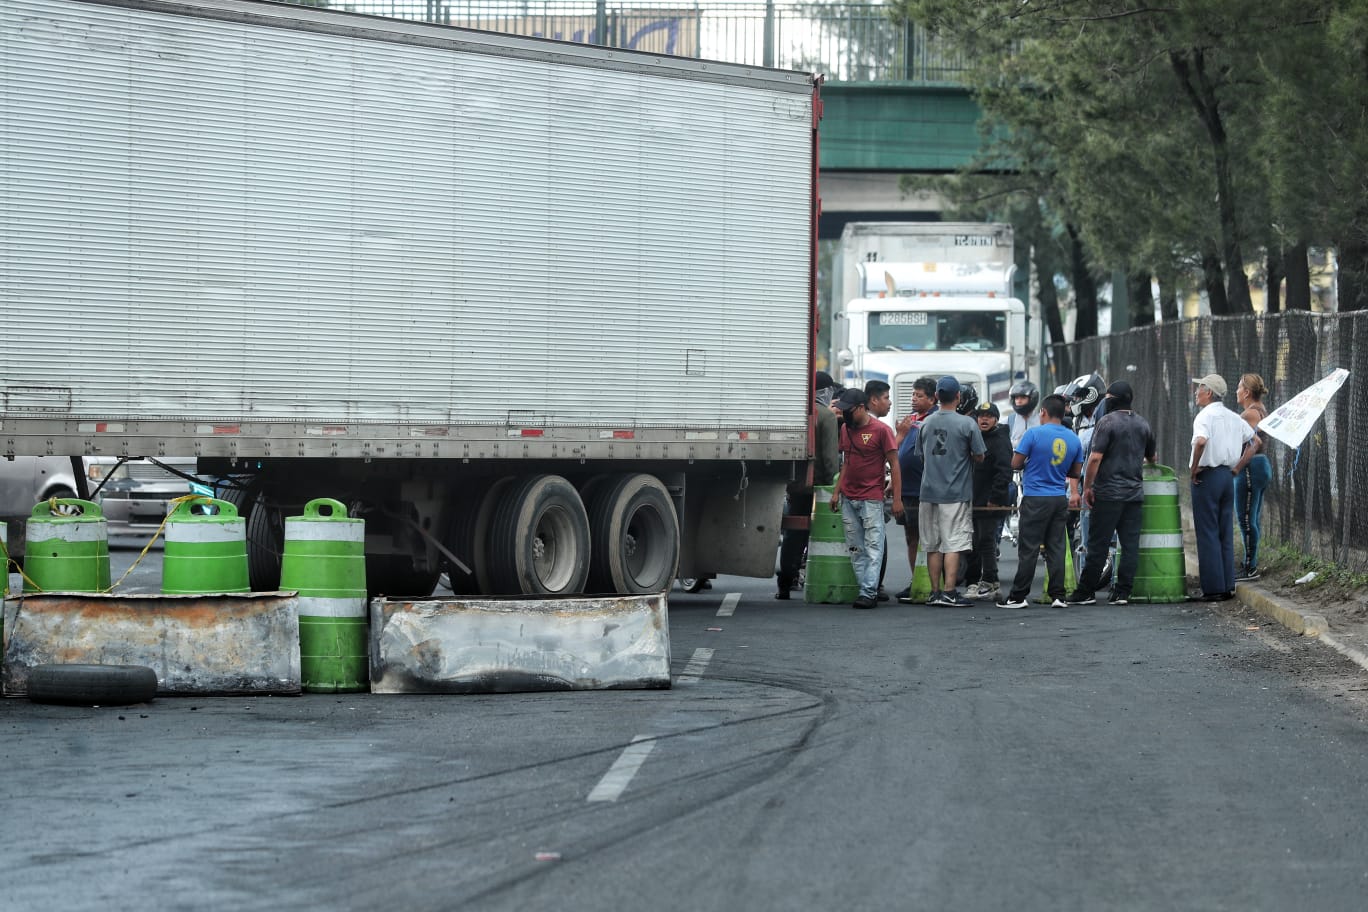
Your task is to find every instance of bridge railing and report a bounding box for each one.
[288,1,971,82]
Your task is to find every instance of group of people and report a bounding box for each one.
[778,367,1274,610]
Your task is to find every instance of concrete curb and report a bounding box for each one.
[1235,582,1368,675]
[1235,582,1328,637]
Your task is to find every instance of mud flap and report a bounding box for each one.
[2,592,302,697]
[369,594,671,694]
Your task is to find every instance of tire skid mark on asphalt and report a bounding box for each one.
[674,647,714,685]
[586,735,657,802]
[716,592,740,616]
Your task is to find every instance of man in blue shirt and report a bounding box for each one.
[997,394,1083,609]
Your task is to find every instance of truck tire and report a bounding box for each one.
[473,478,514,594]
[27,663,158,705]
[488,474,590,596]
[586,474,679,594]
[242,489,285,592]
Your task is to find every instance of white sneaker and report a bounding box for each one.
[1050,598,1068,609]
[963,582,984,599]
[975,582,1000,600]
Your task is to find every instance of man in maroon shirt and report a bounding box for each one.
[830,389,903,608]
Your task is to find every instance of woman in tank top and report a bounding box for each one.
[1234,373,1271,579]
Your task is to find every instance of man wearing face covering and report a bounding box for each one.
[776,371,841,598]
[1067,381,1157,606]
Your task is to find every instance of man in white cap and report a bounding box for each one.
[1189,373,1257,601]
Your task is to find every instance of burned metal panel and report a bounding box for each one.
[370,594,671,694]
[2,592,302,696]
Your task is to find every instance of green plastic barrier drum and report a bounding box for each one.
[24,498,110,593]
[804,481,860,604]
[280,498,368,693]
[1131,464,1187,603]
[161,498,249,595]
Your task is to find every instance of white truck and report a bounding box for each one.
[0,0,821,597]
[829,222,1040,418]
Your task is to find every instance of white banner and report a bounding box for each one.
[1258,368,1350,449]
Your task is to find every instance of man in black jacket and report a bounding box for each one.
[964,401,1014,601]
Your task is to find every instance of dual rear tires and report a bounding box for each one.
[452,472,679,597]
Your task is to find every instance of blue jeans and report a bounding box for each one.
[841,497,886,600]
[1235,454,1271,571]
[1192,466,1236,596]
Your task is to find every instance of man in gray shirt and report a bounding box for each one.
[913,376,986,607]
[1068,381,1157,605]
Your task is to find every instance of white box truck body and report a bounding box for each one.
[0,0,821,596]
[830,222,1039,420]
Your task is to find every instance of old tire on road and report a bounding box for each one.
[27,663,158,706]
[488,475,590,596]
[585,474,679,594]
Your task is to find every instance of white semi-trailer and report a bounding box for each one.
[0,0,821,597]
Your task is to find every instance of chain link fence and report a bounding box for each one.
[1053,311,1368,571]
[282,1,970,82]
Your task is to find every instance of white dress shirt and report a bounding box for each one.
[1191,402,1254,468]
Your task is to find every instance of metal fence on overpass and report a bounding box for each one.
[291,1,971,82]
[1056,311,1368,573]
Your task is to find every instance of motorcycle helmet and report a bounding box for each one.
[955,383,979,416]
[1008,380,1040,418]
[1064,372,1106,418]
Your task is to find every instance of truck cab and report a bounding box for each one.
[832,261,1033,421]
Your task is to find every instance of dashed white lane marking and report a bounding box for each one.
[674,647,715,685]
[717,592,741,617]
[587,735,657,803]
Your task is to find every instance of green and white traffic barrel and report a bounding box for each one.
[1131,464,1187,603]
[280,498,368,693]
[24,498,110,593]
[161,498,250,595]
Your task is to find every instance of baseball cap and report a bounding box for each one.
[1191,373,1227,397]
[975,401,1000,419]
[936,375,960,395]
[834,388,867,412]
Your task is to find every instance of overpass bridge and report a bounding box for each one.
[298,2,984,238]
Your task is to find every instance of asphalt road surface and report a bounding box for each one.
[4,540,1368,911]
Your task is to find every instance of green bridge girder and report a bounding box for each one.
[819,82,985,173]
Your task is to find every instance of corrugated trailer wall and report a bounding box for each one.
[0,0,814,433]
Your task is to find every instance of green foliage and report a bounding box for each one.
[889,0,1368,314]
[1262,542,1368,590]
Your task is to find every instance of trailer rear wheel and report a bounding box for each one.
[473,478,514,593]
[489,475,590,596]
[586,474,679,594]
[220,482,284,591]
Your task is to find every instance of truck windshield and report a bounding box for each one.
[868,311,1007,352]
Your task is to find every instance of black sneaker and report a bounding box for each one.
[1067,590,1096,605]
[852,595,877,609]
[997,594,1029,609]
[925,591,943,606]
[1107,593,1130,605]
[1235,568,1260,581]
[942,589,972,608]
[877,587,891,603]
[773,589,790,601]
[895,586,913,604]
